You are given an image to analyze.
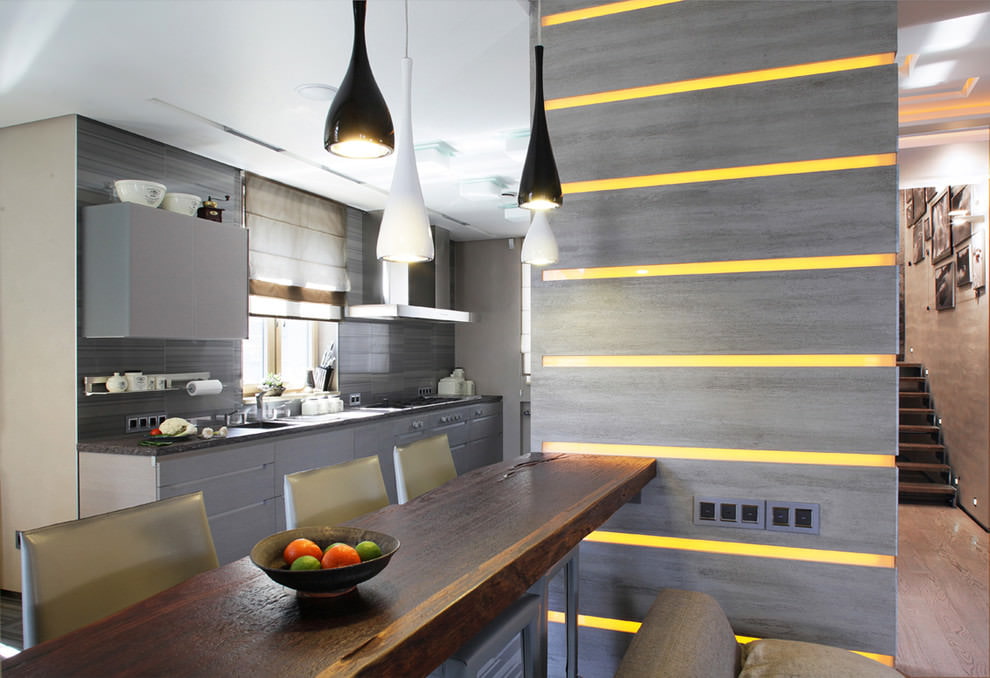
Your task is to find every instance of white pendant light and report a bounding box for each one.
[377,1,433,263]
[521,210,558,265]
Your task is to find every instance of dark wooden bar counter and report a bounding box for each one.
[3,453,655,677]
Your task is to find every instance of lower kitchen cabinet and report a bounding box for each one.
[77,399,504,563]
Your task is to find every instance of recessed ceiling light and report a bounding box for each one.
[295,83,338,101]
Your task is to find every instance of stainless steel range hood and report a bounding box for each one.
[346,214,473,323]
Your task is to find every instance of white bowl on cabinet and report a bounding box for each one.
[114,180,167,207]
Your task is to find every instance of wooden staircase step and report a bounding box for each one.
[899,442,946,453]
[898,391,929,397]
[900,424,940,434]
[899,376,926,382]
[899,408,934,415]
[897,461,951,472]
[899,482,956,496]
[897,362,923,369]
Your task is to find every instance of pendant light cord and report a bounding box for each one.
[404,0,409,58]
[539,0,546,46]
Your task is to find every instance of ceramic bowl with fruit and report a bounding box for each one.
[250,526,399,595]
[114,179,167,207]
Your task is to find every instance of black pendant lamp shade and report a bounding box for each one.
[518,45,562,210]
[324,0,394,159]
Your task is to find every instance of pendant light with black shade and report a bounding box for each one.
[520,0,561,265]
[517,1,562,212]
[324,0,394,159]
[376,0,434,263]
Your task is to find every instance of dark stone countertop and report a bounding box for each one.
[77,395,501,457]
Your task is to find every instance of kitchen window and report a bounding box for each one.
[242,317,320,394]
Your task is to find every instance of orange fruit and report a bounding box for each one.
[283,538,323,566]
[321,543,361,569]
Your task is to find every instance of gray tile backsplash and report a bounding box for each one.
[76,117,457,438]
[77,117,244,439]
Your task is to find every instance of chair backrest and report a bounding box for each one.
[393,433,457,504]
[19,491,218,648]
[283,455,390,528]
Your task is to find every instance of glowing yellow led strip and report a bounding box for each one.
[541,442,896,468]
[545,611,894,666]
[542,354,895,368]
[547,54,894,110]
[585,530,895,568]
[562,153,896,195]
[542,0,684,26]
[542,253,895,281]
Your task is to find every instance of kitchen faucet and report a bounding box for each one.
[255,391,268,422]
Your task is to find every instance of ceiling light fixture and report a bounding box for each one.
[324,0,394,159]
[376,0,434,263]
[520,211,559,265]
[517,0,562,211]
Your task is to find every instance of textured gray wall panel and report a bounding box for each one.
[560,541,897,654]
[549,67,897,181]
[541,0,896,98]
[531,367,897,453]
[534,267,897,355]
[599,463,897,553]
[549,167,897,267]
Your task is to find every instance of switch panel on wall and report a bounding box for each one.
[694,497,765,530]
[766,501,821,534]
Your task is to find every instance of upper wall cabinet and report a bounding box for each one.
[82,203,248,339]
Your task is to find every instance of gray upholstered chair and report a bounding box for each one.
[19,491,218,648]
[394,434,542,678]
[284,455,390,528]
[614,588,905,678]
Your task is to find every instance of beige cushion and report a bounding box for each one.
[393,434,457,503]
[740,639,904,678]
[614,589,740,678]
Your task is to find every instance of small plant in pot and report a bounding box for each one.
[262,374,285,396]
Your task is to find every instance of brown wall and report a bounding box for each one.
[901,174,989,527]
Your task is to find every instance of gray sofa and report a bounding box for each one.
[614,589,905,678]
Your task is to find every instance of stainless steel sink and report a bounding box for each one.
[229,421,298,430]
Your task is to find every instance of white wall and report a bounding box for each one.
[453,239,525,461]
[0,116,79,590]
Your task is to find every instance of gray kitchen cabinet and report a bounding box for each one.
[157,440,275,565]
[81,202,248,339]
[273,427,357,530]
[465,401,503,471]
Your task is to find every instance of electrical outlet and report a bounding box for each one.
[766,501,820,534]
[418,386,434,397]
[126,412,168,433]
[694,497,764,530]
[349,393,361,406]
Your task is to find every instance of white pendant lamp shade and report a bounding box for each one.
[521,210,558,265]
[377,57,434,263]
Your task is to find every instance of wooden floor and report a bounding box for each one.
[896,505,989,678]
[3,505,987,677]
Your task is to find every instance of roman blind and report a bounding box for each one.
[244,173,350,312]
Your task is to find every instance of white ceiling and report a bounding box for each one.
[1,1,987,241]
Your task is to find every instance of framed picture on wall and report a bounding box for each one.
[935,261,955,310]
[902,189,915,224]
[912,222,925,263]
[922,213,932,241]
[950,185,971,214]
[931,190,952,262]
[913,188,926,223]
[972,229,985,290]
[956,246,971,285]
[925,186,937,203]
